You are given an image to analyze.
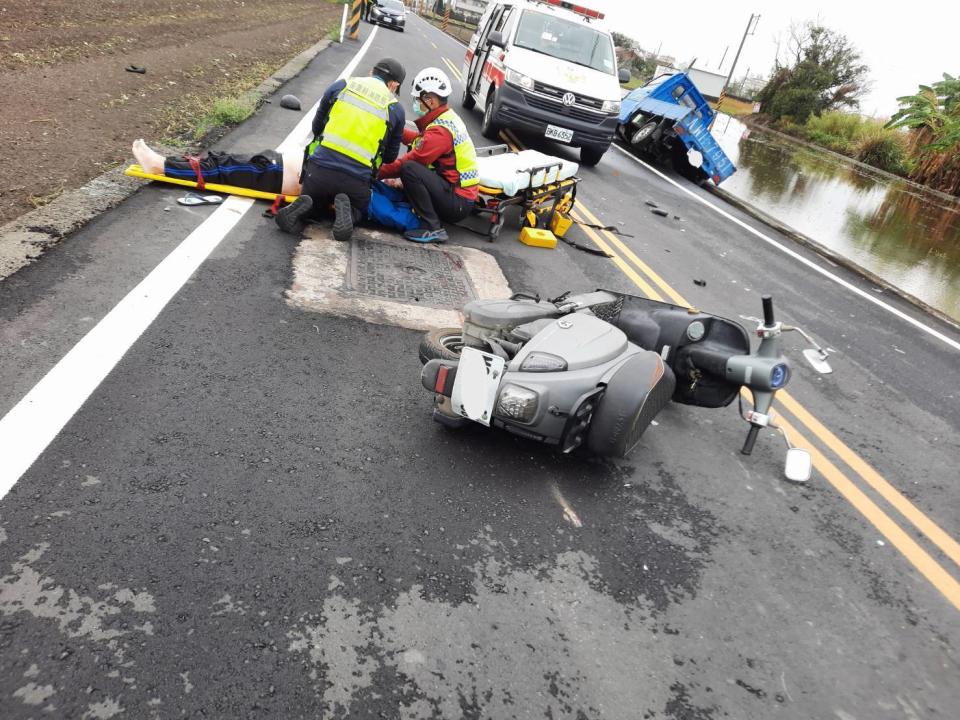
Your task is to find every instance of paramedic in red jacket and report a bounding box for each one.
[377,67,480,244]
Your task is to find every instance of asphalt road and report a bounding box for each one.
[1,16,959,720]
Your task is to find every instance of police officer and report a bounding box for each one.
[276,58,406,241]
[377,67,479,244]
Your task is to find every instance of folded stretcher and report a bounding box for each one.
[471,146,580,242]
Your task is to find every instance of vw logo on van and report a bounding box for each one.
[561,92,576,107]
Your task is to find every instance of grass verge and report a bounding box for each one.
[191,96,259,141]
[153,60,286,146]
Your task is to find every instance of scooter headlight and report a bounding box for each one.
[770,363,790,389]
[520,352,567,372]
[496,384,539,423]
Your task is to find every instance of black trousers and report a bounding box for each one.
[163,151,283,193]
[301,160,370,224]
[399,161,473,230]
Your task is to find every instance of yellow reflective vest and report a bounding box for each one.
[413,109,479,188]
[319,77,397,168]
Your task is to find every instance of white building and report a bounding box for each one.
[450,0,488,21]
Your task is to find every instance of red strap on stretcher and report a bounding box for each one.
[186,156,205,190]
[269,195,283,216]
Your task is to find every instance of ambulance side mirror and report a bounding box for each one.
[619,68,631,84]
[488,30,505,48]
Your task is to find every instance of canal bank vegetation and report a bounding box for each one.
[753,22,959,195]
[886,74,960,197]
[775,113,909,175]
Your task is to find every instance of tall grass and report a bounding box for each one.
[777,111,910,175]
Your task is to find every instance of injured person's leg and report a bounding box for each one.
[131,139,303,196]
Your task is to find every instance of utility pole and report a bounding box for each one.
[722,13,760,93]
[718,45,729,70]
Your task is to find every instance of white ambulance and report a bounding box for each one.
[460,0,630,166]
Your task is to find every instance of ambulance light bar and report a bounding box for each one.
[536,0,605,20]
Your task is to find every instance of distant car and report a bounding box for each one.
[366,0,406,32]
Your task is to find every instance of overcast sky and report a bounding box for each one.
[591,0,958,118]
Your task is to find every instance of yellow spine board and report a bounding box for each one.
[124,165,298,203]
[519,226,557,249]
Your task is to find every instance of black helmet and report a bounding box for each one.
[372,57,406,87]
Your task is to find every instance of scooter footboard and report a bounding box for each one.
[587,352,676,457]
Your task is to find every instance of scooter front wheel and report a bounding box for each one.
[587,353,676,457]
[419,328,464,364]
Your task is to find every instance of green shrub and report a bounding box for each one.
[805,128,849,153]
[854,130,908,173]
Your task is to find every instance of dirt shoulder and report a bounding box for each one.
[0,0,342,225]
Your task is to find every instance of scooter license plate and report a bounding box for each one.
[545,124,574,144]
[450,347,505,427]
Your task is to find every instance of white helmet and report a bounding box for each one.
[411,67,452,99]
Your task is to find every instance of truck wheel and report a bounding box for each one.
[480,90,500,140]
[419,328,464,364]
[579,145,607,167]
[670,143,704,181]
[630,121,657,150]
[587,353,676,457]
[461,82,476,110]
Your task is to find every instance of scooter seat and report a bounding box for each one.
[463,299,560,331]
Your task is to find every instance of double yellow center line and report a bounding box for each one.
[490,125,960,612]
[434,44,960,607]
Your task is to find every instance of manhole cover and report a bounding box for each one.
[347,238,477,308]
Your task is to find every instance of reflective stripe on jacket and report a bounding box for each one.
[319,77,397,168]
[412,109,479,188]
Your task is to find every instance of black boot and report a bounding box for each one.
[275,195,313,235]
[332,193,354,242]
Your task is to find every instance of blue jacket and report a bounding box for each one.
[308,77,406,182]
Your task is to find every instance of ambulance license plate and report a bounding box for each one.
[545,124,574,143]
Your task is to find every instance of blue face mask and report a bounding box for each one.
[412,101,426,118]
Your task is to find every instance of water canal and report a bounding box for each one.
[710,116,960,323]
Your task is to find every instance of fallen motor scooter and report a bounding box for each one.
[419,291,832,481]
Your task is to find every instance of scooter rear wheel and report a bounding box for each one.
[419,328,464,365]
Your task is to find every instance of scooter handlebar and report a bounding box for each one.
[762,295,775,327]
[683,346,789,393]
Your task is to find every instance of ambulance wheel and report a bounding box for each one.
[580,144,607,167]
[481,90,500,140]
[461,83,476,110]
[419,328,464,364]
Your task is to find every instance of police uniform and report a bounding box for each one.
[300,75,406,223]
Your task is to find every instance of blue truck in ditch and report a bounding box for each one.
[618,72,736,185]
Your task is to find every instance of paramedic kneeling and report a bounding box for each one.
[377,68,479,244]
[276,58,406,241]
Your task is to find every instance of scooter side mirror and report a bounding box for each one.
[784,448,812,483]
[802,348,833,374]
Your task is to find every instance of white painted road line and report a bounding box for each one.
[0,30,380,498]
[417,9,956,349]
[610,144,960,352]
[411,12,468,49]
